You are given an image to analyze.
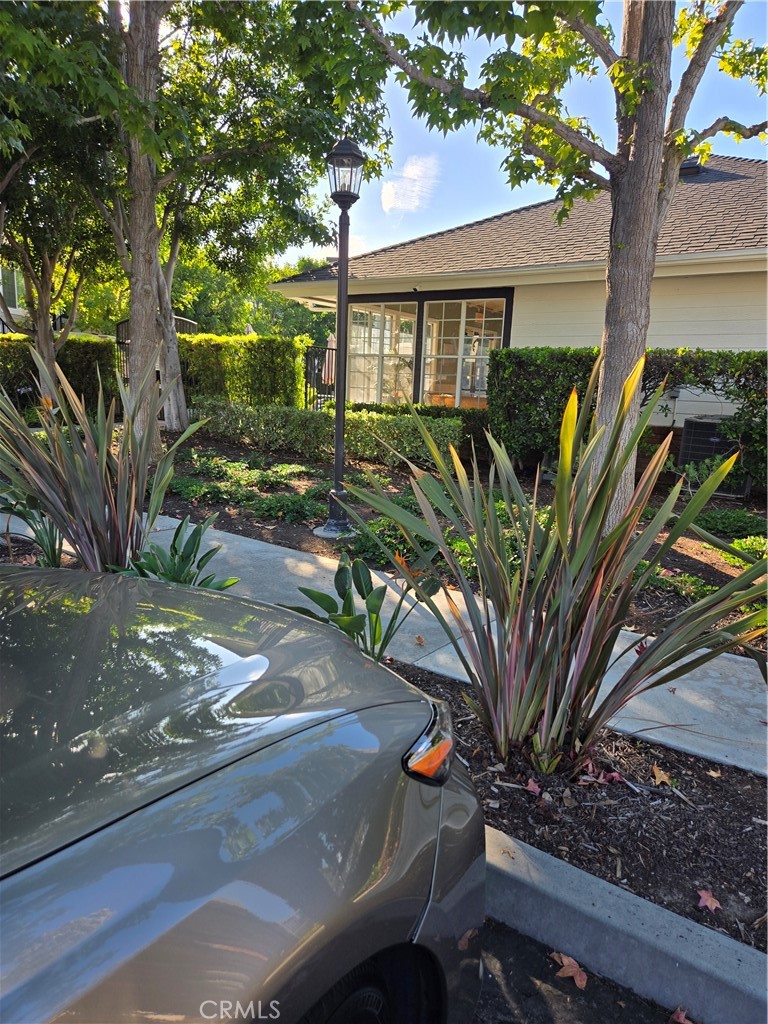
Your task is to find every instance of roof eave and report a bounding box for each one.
[270,248,766,305]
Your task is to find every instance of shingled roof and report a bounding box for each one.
[283,155,766,286]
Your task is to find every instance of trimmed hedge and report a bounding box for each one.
[0,335,118,408]
[329,399,489,454]
[488,346,767,485]
[179,333,311,409]
[194,398,463,468]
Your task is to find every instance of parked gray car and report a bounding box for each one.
[0,567,485,1024]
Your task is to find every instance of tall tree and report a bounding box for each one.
[0,2,122,392]
[99,0,389,433]
[296,0,766,516]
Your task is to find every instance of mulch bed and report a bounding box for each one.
[389,657,767,953]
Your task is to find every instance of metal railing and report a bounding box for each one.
[115,316,198,382]
[304,345,336,409]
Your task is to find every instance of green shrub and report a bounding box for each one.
[179,333,311,408]
[0,335,118,409]
[194,398,462,469]
[488,347,767,485]
[333,399,489,454]
[195,399,333,459]
[720,535,768,567]
[343,409,462,467]
[695,507,766,539]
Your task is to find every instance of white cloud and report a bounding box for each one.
[380,155,441,214]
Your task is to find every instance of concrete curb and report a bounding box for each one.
[486,827,767,1024]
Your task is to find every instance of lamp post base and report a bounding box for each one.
[313,489,355,539]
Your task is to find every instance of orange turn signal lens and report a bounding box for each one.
[403,701,454,786]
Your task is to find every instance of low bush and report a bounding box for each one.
[343,409,462,467]
[333,399,489,454]
[194,398,462,468]
[179,333,311,409]
[194,398,333,459]
[695,507,766,539]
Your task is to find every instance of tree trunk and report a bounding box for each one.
[33,277,57,400]
[156,257,189,430]
[124,1,165,450]
[595,0,675,528]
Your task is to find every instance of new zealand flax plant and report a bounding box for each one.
[344,356,766,770]
[0,349,199,571]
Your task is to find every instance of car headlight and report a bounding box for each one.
[402,700,455,786]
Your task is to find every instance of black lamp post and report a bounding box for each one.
[315,136,366,538]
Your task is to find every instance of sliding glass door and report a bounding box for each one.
[422,297,505,408]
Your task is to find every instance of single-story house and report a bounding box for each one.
[273,154,766,427]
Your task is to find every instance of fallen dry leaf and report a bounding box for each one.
[19,554,37,566]
[525,778,542,796]
[697,888,722,913]
[669,1008,696,1023]
[457,927,478,951]
[414,635,425,647]
[667,686,677,695]
[562,787,576,809]
[706,768,722,779]
[549,951,588,990]
[651,764,672,786]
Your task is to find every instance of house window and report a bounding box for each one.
[1,266,20,309]
[422,297,505,409]
[347,301,417,404]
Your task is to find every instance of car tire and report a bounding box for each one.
[302,967,392,1024]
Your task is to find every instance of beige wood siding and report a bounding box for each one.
[510,270,766,351]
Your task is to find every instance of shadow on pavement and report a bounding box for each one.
[474,919,672,1024]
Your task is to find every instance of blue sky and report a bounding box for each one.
[288,0,767,263]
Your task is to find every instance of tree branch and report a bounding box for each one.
[667,0,744,138]
[52,248,77,305]
[690,116,767,143]
[521,132,610,190]
[566,15,619,70]
[54,272,86,352]
[155,144,272,191]
[4,233,40,291]
[0,145,42,197]
[347,0,623,175]
[0,289,29,335]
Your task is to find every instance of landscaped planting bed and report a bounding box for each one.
[4,425,765,952]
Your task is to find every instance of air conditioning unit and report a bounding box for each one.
[677,415,745,496]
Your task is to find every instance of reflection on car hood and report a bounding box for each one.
[0,568,428,877]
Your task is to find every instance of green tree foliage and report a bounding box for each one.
[296,0,766,520]
[0,2,122,392]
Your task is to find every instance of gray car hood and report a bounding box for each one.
[0,568,428,877]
